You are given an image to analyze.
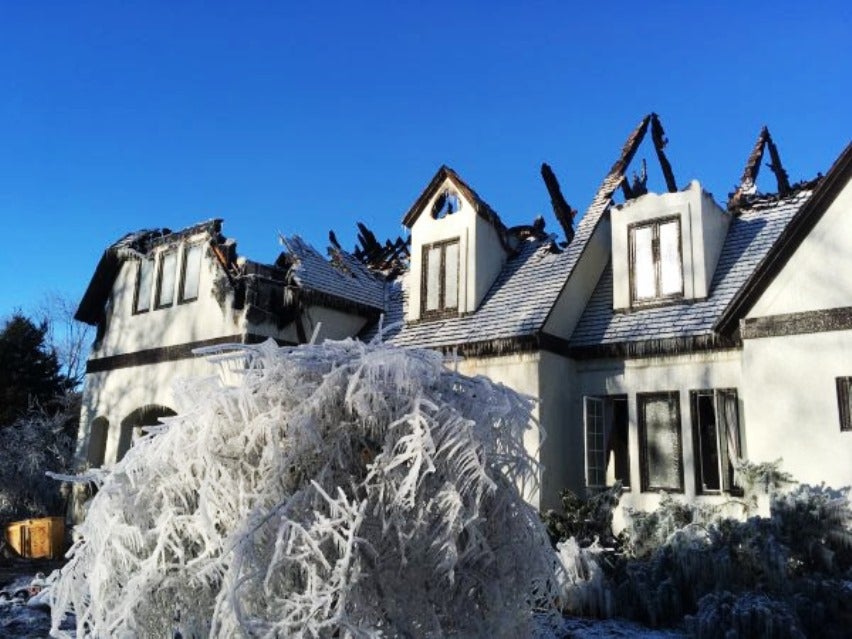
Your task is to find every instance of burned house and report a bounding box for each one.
[75,115,852,517]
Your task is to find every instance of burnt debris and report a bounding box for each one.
[540,163,576,245]
[728,126,793,211]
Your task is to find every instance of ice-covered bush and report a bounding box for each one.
[49,338,562,638]
[543,482,623,549]
[0,393,79,523]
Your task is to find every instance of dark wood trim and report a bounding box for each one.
[628,215,684,307]
[836,377,852,433]
[420,238,460,319]
[740,306,852,339]
[132,258,154,315]
[637,391,684,493]
[569,333,741,360]
[154,249,177,309]
[716,141,852,334]
[85,333,295,373]
[177,242,205,305]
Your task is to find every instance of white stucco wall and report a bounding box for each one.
[78,355,223,467]
[453,352,543,509]
[93,234,242,359]
[538,351,579,510]
[610,181,730,310]
[741,331,852,488]
[575,350,743,524]
[748,179,852,316]
[544,217,611,339]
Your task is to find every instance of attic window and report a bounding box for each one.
[432,190,461,219]
[421,238,459,317]
[134,258,154,313]
[179,243,203,303]
[630,217,683,305]
[156,249,178,308]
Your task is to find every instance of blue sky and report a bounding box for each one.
[1,1,849,321]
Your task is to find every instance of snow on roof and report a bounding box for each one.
[281,235,386,311]
[569,190,814,350]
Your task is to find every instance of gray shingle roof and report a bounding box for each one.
[569,190,814,347]
[282,236,385,310]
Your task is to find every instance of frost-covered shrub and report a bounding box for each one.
[687,591,805,639]
[543,482,623,549]
[623,492,720,559]
[771,483,852,574]
[50,339,562,638]
[555,538,613,618]
[0,393,78,523]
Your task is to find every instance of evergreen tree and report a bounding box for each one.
[0,313,68,427]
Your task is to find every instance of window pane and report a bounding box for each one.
[135,259,153,312]
[444,242,459,309]
[695,392,721,491]
[425,246,441,311]
[181,244,203,301]
[632,226,656,299]
[610,397,631,488]
[585,397,605,486]
[659,220,683,295]
[837,378,852,432]
[157,251,177,307]
[641,394,682,490]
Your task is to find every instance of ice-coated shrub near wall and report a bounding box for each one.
[49,338,563,638]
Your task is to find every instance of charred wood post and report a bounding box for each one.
[729,126,792,210]
[540,163,576,245]
[650,113,678,193]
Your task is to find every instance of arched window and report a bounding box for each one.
[87,417,109,467]
[117,405,177,462]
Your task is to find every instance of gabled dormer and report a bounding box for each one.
[611,181,731,310]
[402,166,509,322]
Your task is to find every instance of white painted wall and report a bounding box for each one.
[94,232,242,359]
[575,350,743,526]
[611,181,730,310]
[741,331,852,488]
[538,351,579,510]
[749,180,852,316]
[544,217,611,339]
[453,352,543,509]
[407,177,506,320]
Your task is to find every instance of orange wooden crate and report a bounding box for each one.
[5,517,65,559]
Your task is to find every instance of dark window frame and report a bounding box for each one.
[584,394,631,491]
[690,388,742,495]
[837,377,852,432]
[420,237,460,319]
[154,249,178,310]
[637,391,684,493]
[178,242,204,304]
[628,215,684,307]
[133,257,155,315]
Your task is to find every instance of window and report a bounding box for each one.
[421,238,460,317]
[690,389,741,493]
[179,243,204,303]
[155,250,178,308]
[629,217,683,304]
[837,378,852,432]
[431,189,461,219]
[638,392,683,492]
[584,395,630,489]
[134,258,154,313]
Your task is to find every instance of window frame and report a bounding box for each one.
[837,377,852,432]
[154,249,178,309]
[133,257,155,314]
[628,215,684,307]
[637,391,684,493]
[584,394,631,491]
[178,242,204,304]
[420,237,461,319]
[690,388,741,495]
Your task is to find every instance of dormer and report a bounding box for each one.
[611,180,731,311]
[402,166,509,322]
